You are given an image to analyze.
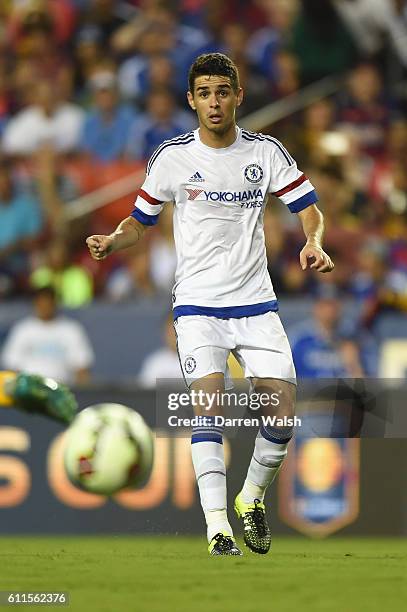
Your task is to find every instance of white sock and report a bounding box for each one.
[204,509,231,543]
[241,433,289,504]
[191,422,233,542]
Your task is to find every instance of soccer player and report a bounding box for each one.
[86,53,334,556]
[0,370,77,424]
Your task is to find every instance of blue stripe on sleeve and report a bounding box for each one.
[287,190,318,213]
[130,207,159,226]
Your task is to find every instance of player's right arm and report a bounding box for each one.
[87,146,175,261]
[86,216,147,261]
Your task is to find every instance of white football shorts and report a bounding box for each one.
[174,312,296,388]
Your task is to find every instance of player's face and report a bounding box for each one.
[187,75,243,136]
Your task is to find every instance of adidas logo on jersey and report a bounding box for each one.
[188,171,205,182]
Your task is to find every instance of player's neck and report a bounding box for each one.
[198,123,237,149]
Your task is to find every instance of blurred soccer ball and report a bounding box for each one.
[64,403,154,495]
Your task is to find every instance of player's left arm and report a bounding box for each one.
[297,204,334,273]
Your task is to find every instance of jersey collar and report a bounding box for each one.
[195,126,242,153]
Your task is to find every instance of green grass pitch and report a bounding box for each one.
[0,537,406,612]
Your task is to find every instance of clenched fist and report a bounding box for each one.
[86,235,114,260]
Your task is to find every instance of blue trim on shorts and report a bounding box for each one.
[173,300,279,321]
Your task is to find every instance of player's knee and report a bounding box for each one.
[256,431,289,467]
[254,382,296,420]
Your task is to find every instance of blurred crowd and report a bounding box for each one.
[0,0,406,344]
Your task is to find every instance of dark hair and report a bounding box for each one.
[188,53,240,93]
[32,286,57,300]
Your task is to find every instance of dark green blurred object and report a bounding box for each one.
[5,373,78,425]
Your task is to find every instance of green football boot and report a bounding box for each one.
[5,373,78,425]
[234,493,271,554]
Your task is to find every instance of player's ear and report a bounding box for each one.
[236,87,244,107]
[187,91,196,111]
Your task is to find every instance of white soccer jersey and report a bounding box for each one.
[131,127,318,319]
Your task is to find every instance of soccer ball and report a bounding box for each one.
[64,403,154,495]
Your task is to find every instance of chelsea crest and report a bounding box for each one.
[244,164,263,184]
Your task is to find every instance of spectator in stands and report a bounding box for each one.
[7,3,74,106]
[126,87,195,161]
[33,143,83,237]
[234,58,271,116]
[271,50,300,99]
[0,158,43,296]
[2,78,84,156]
[137,312,181,388]
[7,0,77,50]
[333,0,407,69]
[79,66,138,163]
[295,99,337,166]
[117,5,208,102]
[1,286,94,384]
[77,0,128,48]
[220,22,249,65]
[310,164,361,286]
[336,63,399,159]
[247,0,299,80]
[73,25,105,99]
[31,240,93,308]
[117,18,180,102]
[368,121,407,212]
[361,218,407,329]
[115,51,174,106]
[289,0,357,84]
[349,238,387,302]
[105,243,155,302]
[288,284,364,377]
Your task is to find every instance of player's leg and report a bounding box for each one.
[175,316,242,555]
[241,378,296,504]
[190,373,241,555]
[232,312,296,553]
[235,378,295,554]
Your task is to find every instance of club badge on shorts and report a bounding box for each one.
[244,164,263,184]
[184,356,196,374]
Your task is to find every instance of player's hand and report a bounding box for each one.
[86,234,114,260]
[6,373,78,424]
[300,243,334,273]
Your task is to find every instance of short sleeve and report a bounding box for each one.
[131,150,174,226]
[268,141,318,213]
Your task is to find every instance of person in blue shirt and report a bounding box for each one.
[79,68,138,163]
[288,284,364,378]
[0,159,43,294]
[126,86,196,161]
